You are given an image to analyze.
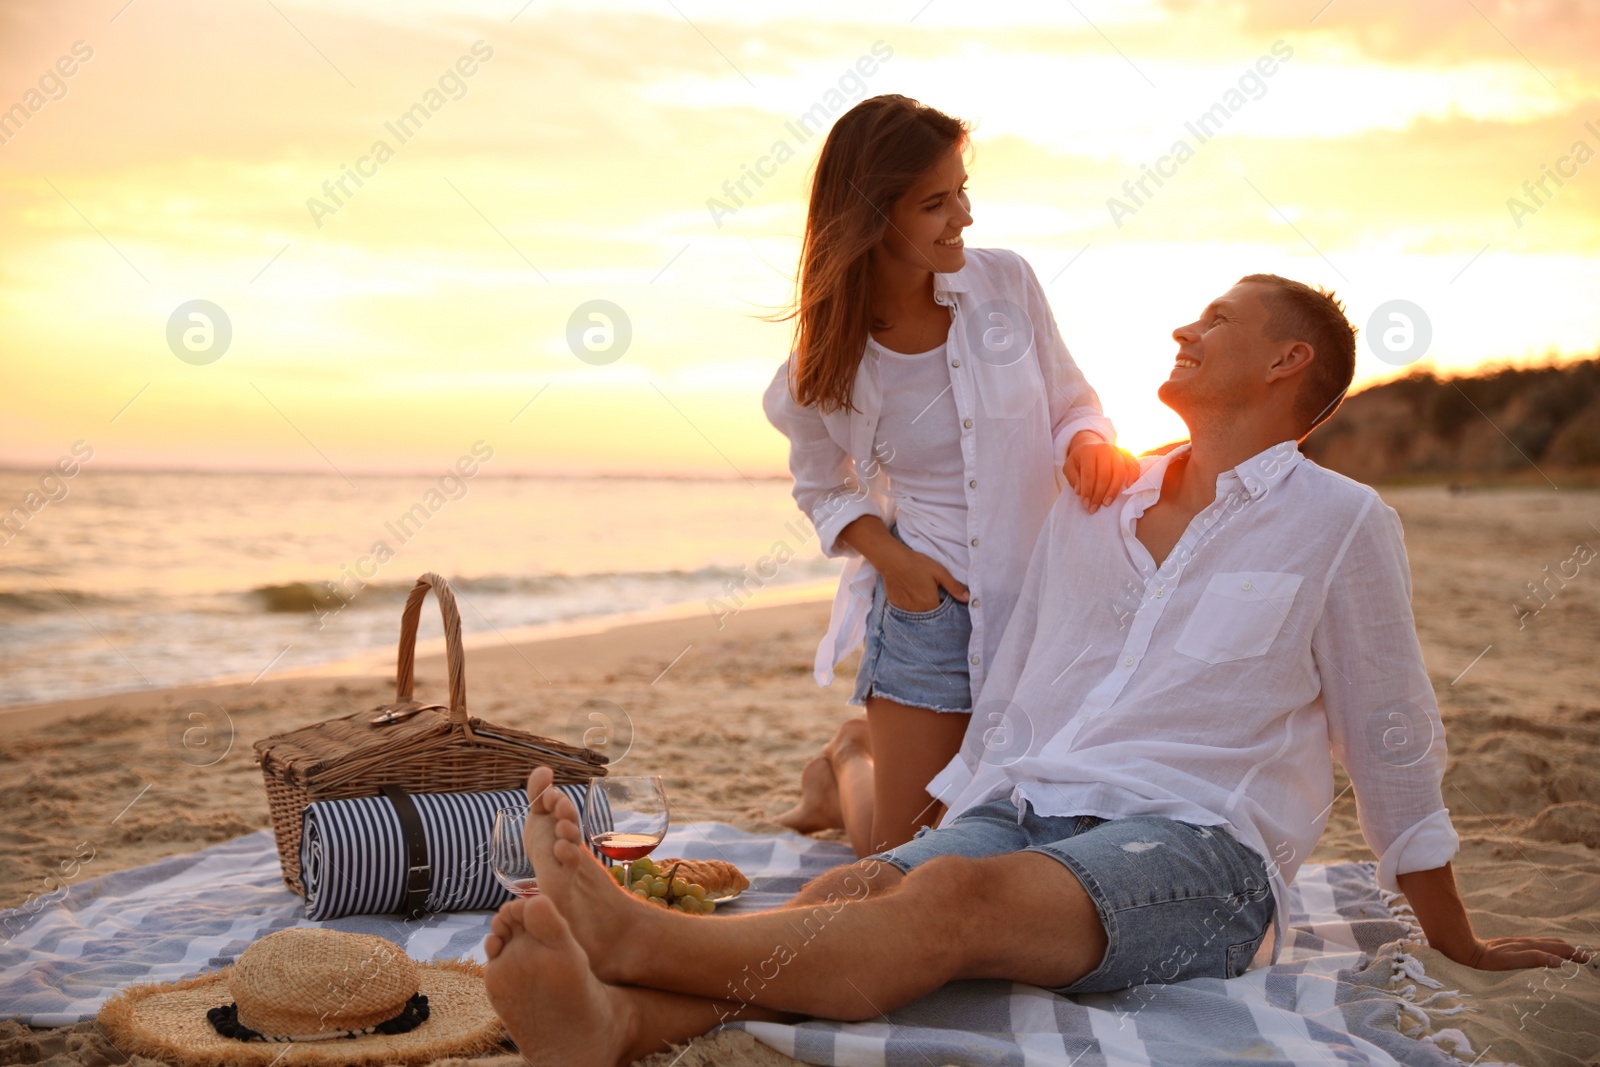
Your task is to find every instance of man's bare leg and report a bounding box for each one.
[522,768,1108,1019]
[483,894,794,1067]
[788,857,904,908]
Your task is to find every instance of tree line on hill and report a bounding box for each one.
[1298,356,1600,484]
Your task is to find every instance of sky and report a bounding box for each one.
[2,0,1598,476]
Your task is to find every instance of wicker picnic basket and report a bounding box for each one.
[255,572,609,895]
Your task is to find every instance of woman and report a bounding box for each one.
[763,95,1138,858]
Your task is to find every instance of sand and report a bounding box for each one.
[3,485,1599,1065]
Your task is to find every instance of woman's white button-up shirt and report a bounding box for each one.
[762,248,1116,702]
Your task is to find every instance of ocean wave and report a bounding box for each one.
[1,560,838,619]
[0,588,112,613]
[250,563,836,613]
[252,581,362,613]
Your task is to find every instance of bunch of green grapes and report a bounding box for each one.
[607,857,718,914]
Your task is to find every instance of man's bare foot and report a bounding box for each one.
[483,895,635,1067]
[772,756,843,834]
[520,767,656,984]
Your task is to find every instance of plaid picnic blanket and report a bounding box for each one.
[0,824,1470,1065]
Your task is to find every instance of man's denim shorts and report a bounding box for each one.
[869,797,1275,994]
[849,526,972,714]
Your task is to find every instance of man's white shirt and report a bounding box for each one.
[926,439,1459,962]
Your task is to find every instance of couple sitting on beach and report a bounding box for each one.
[481,95,1588,1064]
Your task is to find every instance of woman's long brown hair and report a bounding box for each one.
[776,95,970,413]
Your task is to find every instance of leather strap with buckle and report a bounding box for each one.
[379,783,432,919]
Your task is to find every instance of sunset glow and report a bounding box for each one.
[3,0,1598,473]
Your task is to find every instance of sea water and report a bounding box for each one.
[0,468,835,706]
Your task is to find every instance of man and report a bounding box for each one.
[481,275,1587,1067]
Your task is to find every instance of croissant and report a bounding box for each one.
[654,857,750,899]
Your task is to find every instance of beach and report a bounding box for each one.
[4,485,1599,1065]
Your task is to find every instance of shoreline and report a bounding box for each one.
[281,576,840,683]
[0,577,841,725]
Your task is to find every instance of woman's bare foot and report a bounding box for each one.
[824,716,873,766]
[774,719,873,835]
[520,767,659,984]
[822,717,877,858]
[772,756,843,834]
[483,895,635,1067]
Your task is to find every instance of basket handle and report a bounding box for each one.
[394,572,468,725]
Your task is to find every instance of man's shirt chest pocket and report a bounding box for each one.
[1173,571,1304,665]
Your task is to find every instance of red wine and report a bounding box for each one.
[504,877,539,898]
[591,831,661,863]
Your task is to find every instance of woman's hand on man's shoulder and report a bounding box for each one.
[1064,433,1141,515]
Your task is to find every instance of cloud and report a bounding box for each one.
[3,0,1598,471]
[1167,0,1600,71]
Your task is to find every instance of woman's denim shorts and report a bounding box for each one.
[870,797,1276,995]
[849,527,972,714]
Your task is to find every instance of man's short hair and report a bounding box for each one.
[1238,274,1357,435]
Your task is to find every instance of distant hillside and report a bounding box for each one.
[1300,356,1600,484]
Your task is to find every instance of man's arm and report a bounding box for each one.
[1316,499,1585,971]
[1398,863,1589,968]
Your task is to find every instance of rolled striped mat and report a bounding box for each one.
[300,785,608,920]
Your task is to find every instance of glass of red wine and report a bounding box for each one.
[583,775,669,893]
[490,806,539,898]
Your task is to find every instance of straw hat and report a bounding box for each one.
[97,928,506,1066]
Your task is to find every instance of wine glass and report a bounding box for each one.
[490,806,539,898]
[583,775,669,893]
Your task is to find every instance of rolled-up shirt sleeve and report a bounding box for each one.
[1012,253,1117,468]
[761,357,882,559]
[1315,497,1459,890]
